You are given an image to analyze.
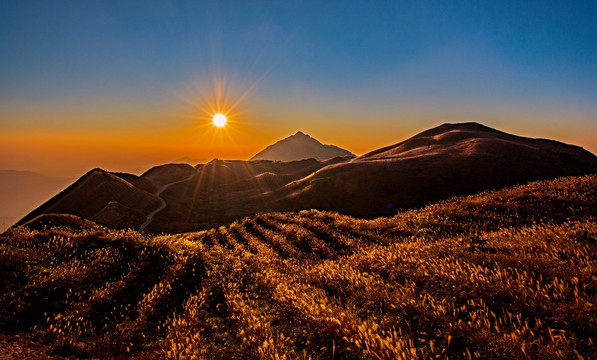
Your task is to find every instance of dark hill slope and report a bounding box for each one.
[20,213,99,231]
[2,175,596,359]
[148,157,353,233]
[16,169,160,229]
[140,163,197,185]
[274,122,597,218]
[15,157,353,233]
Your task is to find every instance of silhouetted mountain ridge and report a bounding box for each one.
[250,131,355,161]
[14,122,597,234]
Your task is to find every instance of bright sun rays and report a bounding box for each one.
[176,71,266,160]
[177,76,259,142]
[212,113,227,127]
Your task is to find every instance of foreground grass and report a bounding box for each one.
[1,175,596,359]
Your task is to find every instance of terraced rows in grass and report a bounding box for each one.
[0,175,596,359]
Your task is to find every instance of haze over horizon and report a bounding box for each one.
[1,0,596,177]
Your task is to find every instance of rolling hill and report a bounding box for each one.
[14,122,597,234]
[15,157,353,233]
[16,169,161,230]
[145,157,353,233]
[274,122,597,218]
[2,175,596,359]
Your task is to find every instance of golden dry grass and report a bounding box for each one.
[1,175,596,359]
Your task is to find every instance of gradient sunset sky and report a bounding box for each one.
[1,0,595,176]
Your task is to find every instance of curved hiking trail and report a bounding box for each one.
[139,171,197,233]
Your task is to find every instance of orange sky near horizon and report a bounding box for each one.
[2,73,596,178]
[2,99,596,178]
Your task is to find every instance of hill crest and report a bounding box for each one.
[356,122,589,162]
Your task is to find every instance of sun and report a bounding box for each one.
[212,113,227,127]
[179,74,262,137]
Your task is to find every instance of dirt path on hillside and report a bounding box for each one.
[139,171,197,233]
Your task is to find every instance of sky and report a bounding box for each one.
[1,0,595,177]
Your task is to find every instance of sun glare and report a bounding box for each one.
[213,113,227,127]
[178,73,266,148]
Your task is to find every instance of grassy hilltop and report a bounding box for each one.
[1,175,596,359]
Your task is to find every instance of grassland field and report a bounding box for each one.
[1,175,596,359]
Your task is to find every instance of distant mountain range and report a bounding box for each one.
[15,123,597,233]
[250,131,355,161]
[0,170,71,231]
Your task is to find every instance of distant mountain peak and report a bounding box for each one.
[292,131,316,140]
[250,132,355,162]
[288,131,316,142]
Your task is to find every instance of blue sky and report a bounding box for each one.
[1,0,596,174]
[2,1,595,100]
